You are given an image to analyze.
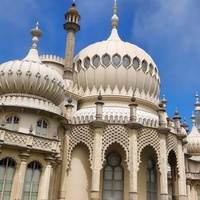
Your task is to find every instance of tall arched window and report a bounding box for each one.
[103,152,123,200]
[36,119,48,137]
[23,161,42,200]
[146,157,157,200]
[0,157,16,200]
[197,185,200,200]
[5,115,20,131]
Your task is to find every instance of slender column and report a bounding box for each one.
[177,139,187,200]
[129,128,138,200]
[63,3,80,82]
[90,121,105,200]
[59,126,71,200]
[186,179,191,200]
[64,29,76,80]
[38,156,53,200]
[11,151,29,199]
[159,131,169,200]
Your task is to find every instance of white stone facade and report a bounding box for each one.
[0,2,200,200]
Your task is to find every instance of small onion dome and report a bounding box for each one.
[67,1,79,14]
[187,113,200,153]
[187,126,200,153]
[0,23,65,105]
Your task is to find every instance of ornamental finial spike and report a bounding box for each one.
[72,0,76,7]
[30,22,42,48]
[111,0,119,28]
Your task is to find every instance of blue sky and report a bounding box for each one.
[0,0,200,130]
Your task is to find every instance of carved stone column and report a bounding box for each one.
[186,179,191,200]
[59,126,72,200]
[38,155,53,200]
[177,139,187,200]
[126,123,141,200]
[159,128,169,200]
[90,121,105,200]
[11,151,30,199]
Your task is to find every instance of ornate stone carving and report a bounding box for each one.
[68,125,94,167]
[102,125,130,167]
[137,128,161,172]
[166,134,180,175]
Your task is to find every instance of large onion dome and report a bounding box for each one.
[72,2,160,126]
[73,3,160,98]
[0,23,65,106]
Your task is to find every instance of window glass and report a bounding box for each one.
[133,57,140,69]
[102,54,111,67]
[112,54,121,67]
[149,64,154,75]
[103,153,123,200]
[142,60,148,72]
[23,161,42,200]
[146,157,157,200]
[84,57,90,69]
[197,185,200,200]
[0,158,16,200]
[36,119,48,136]
[5,115,19,131]
[92,55,100,67]
[123,55,131,68]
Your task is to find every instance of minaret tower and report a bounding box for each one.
[63,1,80,83]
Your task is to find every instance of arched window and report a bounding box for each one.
[5,115,20,131]
[23,161,42,200]
[36,119,48,137]
[103,152,123,200]
[197,185,200,200]
[0,157,16,199]
[146,157,157,200]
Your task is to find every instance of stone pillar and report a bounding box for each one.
[186,179,191,200]
[65,98,74,123]
[177,139,187,200]
[59,126,71,200]
[129,128,138,200]
[90,121,105,200]
[95,93,104,121]
[11,151,29,200]
[159,129,169,200]
[38,156,53,200]
[157,106,167,127]
[129,96,138,123]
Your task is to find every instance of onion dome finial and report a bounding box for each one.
[111,0,119,28]
[30,22,42,49]
[191,112,196,127]
[72,0,76,7]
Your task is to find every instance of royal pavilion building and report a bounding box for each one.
[0,1,200,200]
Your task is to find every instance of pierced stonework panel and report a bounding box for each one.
[4,132,28,145]
[68,125,94,168]
[137,128,161,172]
[32,137,52,149]
[166,134,180,176]
[102,125,129,168]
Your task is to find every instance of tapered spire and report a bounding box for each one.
[63,1,81,81]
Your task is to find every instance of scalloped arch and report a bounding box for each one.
[102,125,130,170]
[137,128,161,172]
[67,126,94,169]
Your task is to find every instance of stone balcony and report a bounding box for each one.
[0,128,61,155]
